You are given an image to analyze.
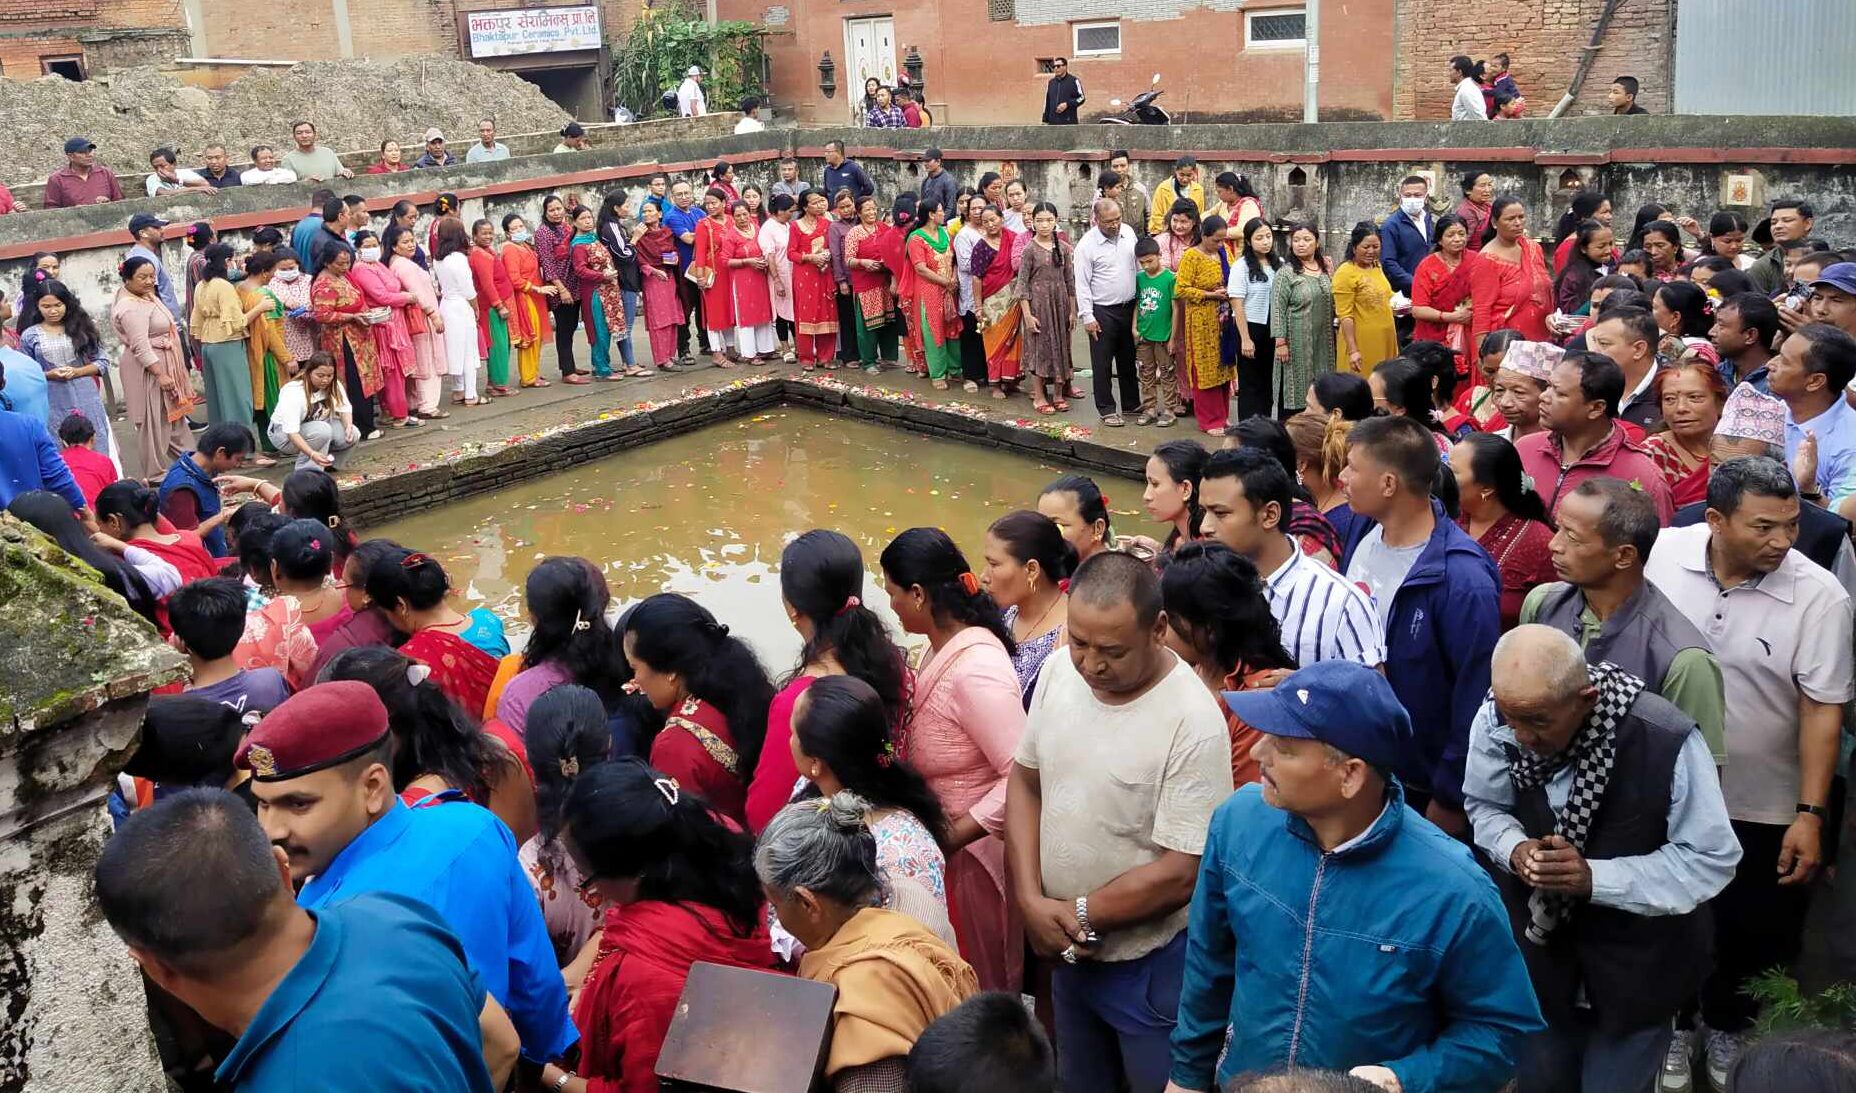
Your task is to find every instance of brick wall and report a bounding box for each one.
[1393,0,1673,120]
[0,37,81,77]
[0,0,187,74]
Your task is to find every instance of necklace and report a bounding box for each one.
[1016,592,1062,639]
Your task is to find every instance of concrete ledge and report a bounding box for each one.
[338,374,1146,531]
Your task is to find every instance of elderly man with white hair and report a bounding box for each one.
[1465,624,1740,1093]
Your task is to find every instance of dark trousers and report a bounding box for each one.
[338,342,375,436]
[1518,1015,1670,1093]
[1089,300,1140,415]
[1700,820,1813,1032]
[959,311,988,384]
[834,288,859,363]
[675,273,703,358]
[1237,319,1275,421]
[1051,932,1184,1093]
[552,299,581,376]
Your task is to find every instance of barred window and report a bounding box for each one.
[1246,10,1307,48]
[1072,21,1121,56]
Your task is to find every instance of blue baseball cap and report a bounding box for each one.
[1222,660,1413,774]
[1809,262,1856,298]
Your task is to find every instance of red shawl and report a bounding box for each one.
[843,222,896,325]
[400,628,498,718]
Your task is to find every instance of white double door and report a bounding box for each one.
[843,16,896,123]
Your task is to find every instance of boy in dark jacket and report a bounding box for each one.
[1338,415,1502,835]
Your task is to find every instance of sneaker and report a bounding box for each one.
[1660,1028,1696,1093]
[1704,1028,1742,1092]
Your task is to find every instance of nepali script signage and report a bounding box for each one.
[466,6,602,58]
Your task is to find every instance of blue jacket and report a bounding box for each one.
[1171,782,1542,1093]
[158,453,227,557]
[1378,208,1434,294]
[824,159,875,205]
[0,408,85,512]
[1341,501,1501,808]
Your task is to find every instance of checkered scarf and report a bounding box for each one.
[1508,661,1644,944]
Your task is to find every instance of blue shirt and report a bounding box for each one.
[663,203,701,266]
[158,453,227,556]
[0,408,85,512]
[298,799,577,1062]
[460,606,510,657]
[824,159,875,205]
[217,893,495,1093]
[0,346,49,424]
[291,215,324,271]
[1785,396,1856,510]
[126,244,183,327]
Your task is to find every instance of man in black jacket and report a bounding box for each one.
[1043,58,1084,124]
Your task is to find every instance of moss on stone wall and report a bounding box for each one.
[0,514,186,737]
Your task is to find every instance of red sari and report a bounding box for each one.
[1462,511,1556,631]
[1470,236,1552,346]
[1644,435,1711,507]
[972,229,1026,384]
[690,215,735,333]
[648,696,747,826]
[722,225,775,328]
[785,217,838,336]
[400,628,498,717]
[1411,250,1478,367]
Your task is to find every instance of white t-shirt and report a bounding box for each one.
[734,115,766,134]
[1452,78,1490,121]
[1345,526,1427,629]
[678,78,707,117]
[239,166,299,185]
[146,169,205,196]
[1016,650,1232,962]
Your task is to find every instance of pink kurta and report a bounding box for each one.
[902,626,1026,993]
[348,260,416,378]
[389,254,446,380]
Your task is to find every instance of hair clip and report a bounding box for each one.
[406,662,432,687]
[327,514,343,527]
[559,756,580,778]
[241,710,264,728]
[400,551,430,569]
[308,537,322,551]
[875,741,897,769]
[959,572,981,596]
[836,595,861,617]
[653,777,680,805]
[572,610,591,633]
[1100,492,1112,508]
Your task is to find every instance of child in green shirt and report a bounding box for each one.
[1135,237,1183,427]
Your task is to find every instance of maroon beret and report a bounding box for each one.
[235,680,391,782]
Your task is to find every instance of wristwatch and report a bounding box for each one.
[1798,802,1829,820]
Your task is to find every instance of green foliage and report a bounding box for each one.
[610,1,767,119]
[1742,968,1856,1036]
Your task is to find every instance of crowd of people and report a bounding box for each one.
[8,125,1856,1093]
[1446,53,1656,121]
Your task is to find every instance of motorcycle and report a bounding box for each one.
[1099,74,1171,125]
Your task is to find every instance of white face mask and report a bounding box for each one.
[358,247,382,263]
[511,229,531,244]
[274,267,301,282]
[1401,196,1427,218]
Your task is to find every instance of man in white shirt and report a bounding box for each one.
[1451,56,1491,121]
[1074,198,1142,426]
[677,65,707,118]
[734,96,766,134]
[1007,550,1231,1093]
[239,145,298,186]
[465,119,510,164]
[145,147,212,197]
[1644,456,1853,1088]
[1198,448,1384,669]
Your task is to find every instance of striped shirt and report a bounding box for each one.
[1263,539,1387,669]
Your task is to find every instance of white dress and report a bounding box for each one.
[434,252,480,400]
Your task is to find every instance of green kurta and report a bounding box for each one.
[1269,265,1336,413]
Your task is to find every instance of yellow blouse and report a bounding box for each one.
[189,277,248,344]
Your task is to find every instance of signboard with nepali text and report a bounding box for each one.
[466,5,602,58]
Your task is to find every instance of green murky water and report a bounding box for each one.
[369,408,1077,665]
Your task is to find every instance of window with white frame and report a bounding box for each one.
[1245,8,1307,49]
[1072,20,1121,57]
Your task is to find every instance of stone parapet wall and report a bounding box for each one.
[8,115,1856,354]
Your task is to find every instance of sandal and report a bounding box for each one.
[524,378,553,388]
[563,374,592,385]
[1102,413,1125,428]
[625,367,651,377]
[931,378,949,391]
[1054,399,1071,412]
[1067,385,1086,400]
[963,380,980,393]
[991,388,1007,400]
[424,409,451,420]
[1034,401,1057,415]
